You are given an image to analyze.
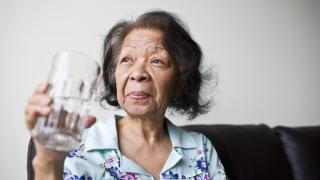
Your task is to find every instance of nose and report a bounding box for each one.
[129,62,150,82]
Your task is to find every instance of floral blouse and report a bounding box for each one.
[63,115,227,180]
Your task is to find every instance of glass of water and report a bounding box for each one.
[32,51,101,151]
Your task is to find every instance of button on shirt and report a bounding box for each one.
[63,116,227,179]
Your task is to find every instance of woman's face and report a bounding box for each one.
[115,28,176,117]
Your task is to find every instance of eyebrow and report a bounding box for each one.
[124,44,137,49]
[123,45,164,50]
[148,45,164,50]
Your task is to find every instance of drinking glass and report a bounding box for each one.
[32,51,101,151]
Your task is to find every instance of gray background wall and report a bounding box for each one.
[0,0,319,179]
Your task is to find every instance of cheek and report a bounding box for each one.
[155,72,176,100]
[115,69,126,104]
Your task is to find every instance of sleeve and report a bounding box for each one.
[202,134,228,180]
[63,149,98,180]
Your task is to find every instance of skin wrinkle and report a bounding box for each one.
[114,29,176,179]
[124,44,165,51]
[115,28,176,121]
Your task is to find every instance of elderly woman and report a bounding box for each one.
[25,10,226,180]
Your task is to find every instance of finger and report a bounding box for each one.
[28,94,52,106]
[83,115,96,128]
[25,105,52,130]
[34,82,49,94]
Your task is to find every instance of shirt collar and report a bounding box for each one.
[83,115,119,151]
[83,115,197,151]
[166,119,198,149]
[82,115,200,177]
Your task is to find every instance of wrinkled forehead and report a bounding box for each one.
[121,28,165,53]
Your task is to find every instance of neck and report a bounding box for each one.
[119,114,167,144]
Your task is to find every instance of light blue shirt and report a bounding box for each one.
[63,115,227,179]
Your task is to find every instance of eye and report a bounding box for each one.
[150,58,164,65]
[120,56,132,64]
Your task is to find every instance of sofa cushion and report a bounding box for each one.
[274,126,320,180]
[183,124,293,180]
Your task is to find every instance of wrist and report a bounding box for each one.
[32,155,65,180]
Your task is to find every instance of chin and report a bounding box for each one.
[124,105,156,117]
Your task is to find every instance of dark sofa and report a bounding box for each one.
[27,124,320,180]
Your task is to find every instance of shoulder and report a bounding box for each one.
[177,128,216,163]
[167,120,214,150]
[172,125,227,179]
[166,123,226,179]
[187,132,227,179]
[187,130,212,146]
